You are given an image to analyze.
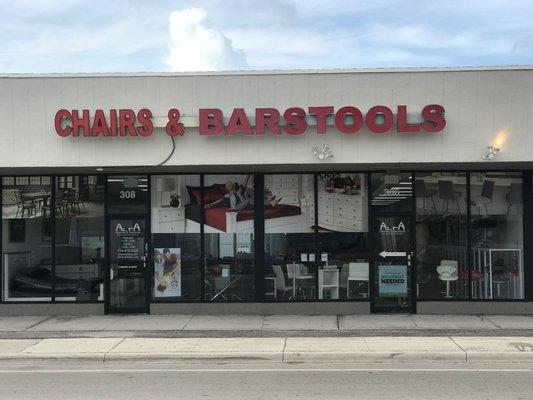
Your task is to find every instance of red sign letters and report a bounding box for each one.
[55,105,445,137]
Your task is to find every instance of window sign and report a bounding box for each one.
[110,220,145,261]
[154,248,181,298]
[378,265,407,297]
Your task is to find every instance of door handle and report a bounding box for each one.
[110,268,114,280]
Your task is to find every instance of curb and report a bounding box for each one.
[3,329,533,339]
[2,351,533,364]
[283,351,468,363]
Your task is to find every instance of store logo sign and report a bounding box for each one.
[379,221,406,232]
[55,104,445,138]
[115,223,141,234]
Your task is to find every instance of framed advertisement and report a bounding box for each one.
[153,247,181,298]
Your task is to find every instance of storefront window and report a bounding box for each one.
[370,173,413,212]
[203,175,255,301]
[107,176,149,214]
[416,172,468,299]
[2,176,52,301]
[264,174,316,301]
[470,172,524,299]
[151,175,202,301]
[316,173,369,300]
[54,176,105,301]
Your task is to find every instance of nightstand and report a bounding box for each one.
[154,207,185,233]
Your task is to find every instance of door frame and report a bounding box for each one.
[105,214,150,314]
[368,168,418,314]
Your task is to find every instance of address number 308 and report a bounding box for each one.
[119,190,136,199]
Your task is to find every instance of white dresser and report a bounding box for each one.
[267,174,299,205]
[153,207,185,233]
[311,192,367,232]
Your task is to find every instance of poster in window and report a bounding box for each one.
[378,264,407,297]
[154,248,181,298]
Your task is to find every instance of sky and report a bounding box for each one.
[0,0,532,73]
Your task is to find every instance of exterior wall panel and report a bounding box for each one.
[0,68,531,170]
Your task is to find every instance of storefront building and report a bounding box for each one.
[0,67,532,315]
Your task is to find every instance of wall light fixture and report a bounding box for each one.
[481,145,500,160]
[313,144,334,160]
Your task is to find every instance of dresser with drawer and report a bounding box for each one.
[153,207,185,233]
[266,174,300,206]
[310,192,367,232]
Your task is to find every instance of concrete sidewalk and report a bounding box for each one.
[1,314,533,338]
[0,336,533,363]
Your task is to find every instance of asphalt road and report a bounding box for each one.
[1,362,533,400]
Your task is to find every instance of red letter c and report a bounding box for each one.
[55,109,72,137]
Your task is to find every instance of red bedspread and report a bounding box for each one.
[205,204,301,232]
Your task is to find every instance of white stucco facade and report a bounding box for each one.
[0,66,531,170]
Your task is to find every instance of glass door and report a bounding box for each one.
[370,172,415,313]
[107,217,149,313]
[371,215,413,312]
[105,175,150,313]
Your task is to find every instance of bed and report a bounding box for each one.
[185,184,310,233]
[11,266,102,296]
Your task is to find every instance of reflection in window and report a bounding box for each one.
[264,174,315,301]
[316,173,369,300]
[470,172,523,299]
[203,175,255,301]
[371,173,413,212]
[107,176,148,214]
[54,176,105,301]
[2,176,52,301]
[416,172,468,299]
[151,175,202,301]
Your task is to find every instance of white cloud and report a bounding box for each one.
[165,7,248,71]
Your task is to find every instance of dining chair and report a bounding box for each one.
[73,188,87,213]
[492,271,511,299]
[415,179,437,211]
[347,262,369,298]
[286,263,313,299]
[273,265,293,299]
[470,180,495,215]
[437,180,462,214]
[14,190,36,218]
[506,183,522,214]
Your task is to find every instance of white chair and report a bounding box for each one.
[286,263,314,299]
[492,272,511,299]
[273,265,293,299]
[319,266,339,299]
[437,260,458,298]
[347,262,369,298]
